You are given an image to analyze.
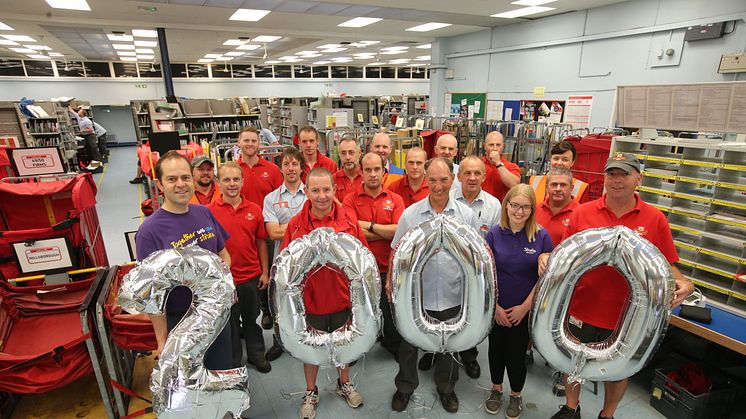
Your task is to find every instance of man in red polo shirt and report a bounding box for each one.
[482,131,520,200]
[283,168,367,419]
[299,125,337,182]
[333,136,362,202]
[237,126,283,207]
[535,167,579,246]
[344,152,405,358]
[388,147,429,207]
[189,156,221,205]
[208,161,271,374]
[549,153,694,419]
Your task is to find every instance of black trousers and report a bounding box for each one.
[395,305,460,394]
[97,134,108,157]
[230,277,266,366]
[259,238,274,314]
[83,133,103,163]
[166,311,233,370]
[379,272,401,352]
[488,317,530,392]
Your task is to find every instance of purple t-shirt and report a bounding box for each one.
[485,226,553,309]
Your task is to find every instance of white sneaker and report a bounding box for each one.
[336,381,363,408]
[85,161,102,170]
[299,387,319,419]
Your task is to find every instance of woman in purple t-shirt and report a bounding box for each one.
[483,184,553,417]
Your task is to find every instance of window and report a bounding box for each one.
[365,66,380,79]
[231,64,252,78]
[24,60,55,77]
[331,66,347,78]
[113,62,138,78]
[170,63,188,78]
[187,64,208,78]
[254,65,273,78]
[138,62,162,78]
[211,63,232,78]
[273,65,292,78]
[0,59,25,76]
[84,62,111,77]
[312,65,329,78]
[380,66,395,78]
[56,60,85,77]
[347,66,363,78]
[397,67,410,79]
[294,64,311,78]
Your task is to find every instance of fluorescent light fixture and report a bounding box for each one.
[136,55,154,60]
[134,40,157,47]
[317,44,342,49]
[251,35,281,43]
[416,44,431,49]
[135,48,154,54]
[236,44,261,50]
[224,51,244,56]
[358,40,379,45]
[491,6,555,18]
[107,33,133,42]
[406,22,451,32]
[45,0,91,11]
[313,60,331,65]
[295,50,318,55]
[229,8,271,22]
[116,51,136,56]
[0,40,19,45]
[511,0,557,5]
[389,59,411,64]
[9,47,36,53]
[368,62,385,65]
[338,17,382,28]
[132,29,157,38]
[321,47,347,53]
[25,45,52,50]
[2,34,36,42]
[112,44,135,50]
[282,58,302,62]
[120,57,137,61]
[219,57,234,61]
[279,56,298,60]
[332,57,352,62]
[27,54,51,59]
[381,46,408,50]
[381,50,406,55]
[48,52,63,57]
[264,60,281,64]
[198,58,214,63]
[415,55,431,61]
[223,39,245,46]
[297,53,321,58]
[204,53,222,58]
[0,21,14,31]
[354,54,376,58]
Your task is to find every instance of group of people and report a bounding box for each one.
[134,125,694,419]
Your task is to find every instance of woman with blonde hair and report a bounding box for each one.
[483,184,554,418]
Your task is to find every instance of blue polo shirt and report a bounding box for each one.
[485,226,553,309]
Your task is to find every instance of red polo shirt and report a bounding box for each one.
[208,197,267,284]
[282,201,368,315]
[301,150,338,182]
[482,157,521,200]
[388,175,429,208]
[190,183,220,206]
[237,156,283,207]
[536,197,579,246]
[562,194,678,329]
[343,185,405,272]
[333,169,362,202]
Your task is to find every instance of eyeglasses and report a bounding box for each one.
[508,202,532,212]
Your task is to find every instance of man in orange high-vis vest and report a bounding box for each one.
[530,141,589,204]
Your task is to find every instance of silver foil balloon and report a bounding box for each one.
[269,228,381,367]
[531,226,674,384]
[118,246,250,419]
[390,214,497,353]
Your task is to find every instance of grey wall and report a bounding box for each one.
[91,105,137,144]
[431,0,746,128]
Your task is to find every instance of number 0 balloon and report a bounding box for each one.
[118,246,250,419]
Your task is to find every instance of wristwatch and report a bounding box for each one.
[369,222,375,231]
[496,163,504,168]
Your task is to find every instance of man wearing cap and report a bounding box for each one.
[482,131,521,200]
[548,152,694,419]
[388,147,429,208]
[334,137,363,202]
[370,132,404,187]
[530,141,590,204]
[189,155,220,206]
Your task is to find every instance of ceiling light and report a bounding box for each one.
[415,55,431,61]
[0,22,14,31]
[389,59,411,64]
[295,50,318,55]
[9,47,36,53]
[321,47,347,53]
[223,39,245,46]
[120,57,137,62]
[313,60,331,65]
[511,0,558,5]
[416,44,431,49]
[224,51,244,56]
[236,44,261,50]
[198,58,213,63]
[107,33,133,42]
[45,0,91,11]
[358,41,379,45]
[117,51,136,56]
[135,48,154,54]
[48,52,63,57]
[112,44,135,50]
[279,56,297,60]
[297,53,321,58]
[332,57,352,62]
[252,35,281,43]
[204,53,222,58]
[229,8,271,22]
[491,6,555,18]
[136,55,154,60]
[381,46,408,50]
[317,44,342,49]
[132,29,157,38]
[368,62,385,65]
[338,17,382,28]
[25,45,52,50]
[219,57,234,61]
[381,50,406,55]
[0,40,19,45]
[27,54,51,59]
[282,58,302,62]
[264,60,281,64]
[406,22,451,32]
[2,34,36,42]
[134,40,157,47]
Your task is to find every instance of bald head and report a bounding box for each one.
[485,131,506,155]
[434,134,458,159]
[371,132,393,160]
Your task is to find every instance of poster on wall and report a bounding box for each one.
[448,93,487,119]
[486,101,504,121]
[8,146,65,176]
[520,100,566,123]
[563,95,594,129]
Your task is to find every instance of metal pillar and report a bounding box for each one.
[156,28,175,102]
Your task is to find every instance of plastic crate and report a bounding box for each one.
[650,365,741,419]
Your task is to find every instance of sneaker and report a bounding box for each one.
[485,389,502,415]
[552,371,566,397]
[418,352,435,371]
[265,342,283,361]
[438,391,459,413]
[299,387,319,419]
[336,381,363,408]
[551,404,581,419]
[506,395,522,419]
[261,312,273,330]
[525,349,534,365]
[597,414,613,419]
[391,390,411,412]
[129,177,144,184]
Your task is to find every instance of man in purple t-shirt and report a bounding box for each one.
[135,151,233,370]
